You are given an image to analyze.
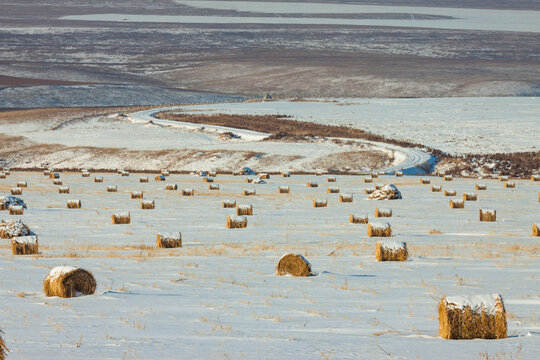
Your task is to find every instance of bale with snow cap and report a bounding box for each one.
[236,204,253,216]
[439,294,507,339]
[11,235,38,255]
[444,189,456,196]
[208,171,217,178]
[363,177,373,183]
[94,176,103,183]
[8,206,23,215]
[67,200,81,209]
[139,176,148,183]
[121,171,130,177]
[10,188,22,195]
[0,195,26,211]
[156,232,182,248]
[0,173,5,179]
[431,185,442,192]
[370,172,379,178]
[437,171,446,177]
[0,219,32,239]
[182,188,195,196]
[307,182,318,188]
[161,169,170,176]
[327,176,336,182]
[16,181,27,188]
[2,168,10,175]
[349,213,368,224]
[243,189,255,196]
[499,176,509,182]
[276,253,312,277]
[313,198,327,208]
[368,222,392,237]
[375,208,392,218]
[281,171,290,177]
[368,184,402,200]
[49,173,60,179]
[43,266,96,298]
[131,191,143,199]
[279,186,290,194]
[0,329,6,360]
[339,193,353,203]
[43,170,50,176]
[327,187,339,194]
[165,183,178,190]
[395,171,403,177]
[52,179,62,186]
[203,177,214,183]
[475,184,487,190]
[532,175,540,181]
[479,209,496,222]
[376,240,408,261]
[504,182,515,188]
[81,171,90,177]
[112,211,130,224]
[533,224,539,236]
[58,186,70,194]
[444,175,453,181]
[420,178,430,184]
[141,200,155,209]
[209,183,220,190]
[107,185,117,192]
[259,173,270,179]
[450,199,464,209]
[226,215,247,229]
[222,200,236,208]
[155,175,166,181]
[463,193,477,201]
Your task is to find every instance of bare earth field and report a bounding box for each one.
[0,170,539,359]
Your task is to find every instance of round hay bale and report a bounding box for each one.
[327,187,339,194]
[444,175,453,181]
[475,184,487,190]
[58,186,70,194]
[203,177,214,183]
[532,224,539,236]
[376,240,408,261]
[8,205,23,215]
[437,171,446,177]
[11,235,38,255]
[121,171,130,177]
[161,169,170,176]
[370,172,379,178]
[281,171,290,177]
[375,208,392,218]
[327,176,336,182]
[10,188,22,195]
[395,171,403,177]
[94,176,103,183]
[243,189,255,196]
[276,253,312,277]
[131,191,143,199]
[463,193,477,201]
[499,176,509,182]
[16,181,27,188]
[155,175,166,181]
[165,183,178,191]
[236,204,253,216]
[420,178,430,184]
[450,199,465,209]
[444,189,456,196]
[532,175,540,182]
[364,177,373,183]
[349,213,368,224]
[52,179,63,185]
[81,171,90,177]
[43,169,50,176]
[339,193,353,203]
[226,215,247,229]
[504,182,515,188]
[43,266,96,298]
[367,222,392,237]
[313,198,327,208]
[278,186,290,194]
[209,183,220,190]
[208,171,217,177]
[431,185,442,192]
[307,182,318,188]
[49,173,60,179]
[107,185,118,192]
[141,200,155,209]
[222,200,236,208]
[112,212,130,224]
[182,188,195,196]
[139,176,149,183]
[0,172,6,179]
[67,200,81,209]
[438,294,507,340]
[156,232,182,248]
[0,329,7,360]
[479,209,496,222]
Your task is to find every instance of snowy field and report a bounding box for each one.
[0,171,539,359]
[174,97,540,155]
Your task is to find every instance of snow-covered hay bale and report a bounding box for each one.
[243,189,256,196]
[131,191,143,199]
[327,187,339,194]
[226,215,247,229]
[107,185,117,192]
[182,188,195,196]
[9,206,23,215]
[504,182,515,188]
[365,188,375,194]
[279,186,290,194]
[276,253,312,277]
[313,198,327,208]
[0,195,26,211]
[139,176,148,183]
[209,183,220,190]
[155,175,166,181]
[339,193,353,203]
[222,200,236,208]
[81,171,90,178]
[450,199,465,209]
[94,176,103,183]
[420,178,430,184]
[444,189,456,196]
[499,176,509,182]
[532,224,539,236]
[395,171,403,177]
[437,171,446,177]
[11,235,38,255]
[236,204,253,216]
[49,173,60,179]
[16,181,27,188]
[2,169,10,175]
[431,185,442,192]
[281,171,290,177]
[43,266,96,298]
[0,172,5,179]
[117,169,124,175]
[0,329,6,360]
[368,222,392,237]
[52,179,62,185]
[165,183,178,191]
[121,171,130,177]
[475,184,487,190]
[307,182,318,188]
[208,171,217,178]
[259,173,269,179]
[0,219,32,239]
[161,169,170,176]
[444,175,453,181]
[156,232,182,248]
[349,213,368,224]
[327,176,336,182]
[10,188,22,196]
[112,211,130,224]
[141,200,155,210]
[67,200,81,209]
[363,177,373,183]
[463,193,477,201]
[438,294,507,340]
[375,208,392,218]
[368,184,402,200]
[532,175,540,182]
[58,186,70,194]
[376,240,408,261]
[479,209,496,222]
[203,177,214,183]
[43,170,50,176]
